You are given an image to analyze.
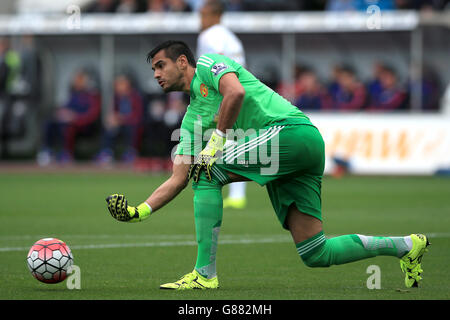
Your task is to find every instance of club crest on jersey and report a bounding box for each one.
[200,83,208,97]
[211,63,228,76]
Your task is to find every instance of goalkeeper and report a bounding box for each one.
[106,40,429,290]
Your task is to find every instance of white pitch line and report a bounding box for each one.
[3,231,448,241]
[0,235,291,252]
[0,234,198,241]
[1,232,449,253]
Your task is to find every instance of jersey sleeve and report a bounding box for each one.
[196,54,239,92]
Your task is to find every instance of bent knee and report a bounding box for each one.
[296,233,331,268]
[301,255,331,268]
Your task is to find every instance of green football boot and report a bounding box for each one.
[160,270,219,290]
[400,234,430,288]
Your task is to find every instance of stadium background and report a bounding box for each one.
[0,0,449,301]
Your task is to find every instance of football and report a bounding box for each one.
[26,238,74,284]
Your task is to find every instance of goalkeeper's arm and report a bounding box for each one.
[106,155,192,222]
[216,72,245,133]
[144,154,192,212]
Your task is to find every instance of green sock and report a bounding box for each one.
[192,174,224,279]
[296,232,412,267]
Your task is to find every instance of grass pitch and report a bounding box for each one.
[0,171,449,300]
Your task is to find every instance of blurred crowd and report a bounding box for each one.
[0,0,449,165]
[0,36,40,159]
[277,62,442,112]
[35,69,187,166]
[0,33,447,165]
[0,34,186,165]
[83,0,450,13]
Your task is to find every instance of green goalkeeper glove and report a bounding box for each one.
[106,194,152,223]
[188,129,226,183]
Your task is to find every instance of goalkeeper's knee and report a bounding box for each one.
[301,247,333,268]
[296,232,333,268]
[297,232,377,267]
[301,252,331,268]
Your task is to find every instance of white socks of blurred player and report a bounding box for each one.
[228,181,246,199]
[224,182,247,209]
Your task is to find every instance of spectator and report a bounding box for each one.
[0,37,22,159]
[0,38,10,158]
[116,0,139,13]
[277,65,308,103]
[302,0,328,10]
[141,91,186,157]
[294,68,332,111]
[331,65,367,111]
[0,37,20,98]
[0,47,8,99]
[366,65,407,112]
[226,0,244,11]
[420,66,442,111]
[37,69,101,165]
[1,35,41,160]
[142,96,170,157]
[96,74,144,164]
[185,0,206,11]
[85,0,119,13]
[366,62,385,102]
[18,35,41,100]
[164,92,187,153]
[326,0,358,11]
[0,38,10,103]
[327,64,343,103]
[327,0,396,10]
[355,0,396,10]
[146,0,167,12]
[242,0,303,11]
[165,92,187,129]
[167,0,192,11]
[395,0,449,10]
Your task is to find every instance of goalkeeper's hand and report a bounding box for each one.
[188,129,226,183]
[106,194,152,223]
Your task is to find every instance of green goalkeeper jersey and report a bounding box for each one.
[175,53,312,156]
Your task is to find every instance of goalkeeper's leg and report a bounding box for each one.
[160,170,232,290]
[191,170,246,278]
[192,171,228,280]
[287,204,412,265]
[287,204,429,287]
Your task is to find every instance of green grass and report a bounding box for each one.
[0,173,449,300]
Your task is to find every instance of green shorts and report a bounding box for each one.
[214,123,325,230]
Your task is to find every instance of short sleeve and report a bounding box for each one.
[196,55,239,92]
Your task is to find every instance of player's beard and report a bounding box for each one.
[162,71,185,93]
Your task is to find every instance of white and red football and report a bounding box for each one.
[26,238,74,284]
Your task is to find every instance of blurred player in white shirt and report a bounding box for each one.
[197,0,246,66]
[197,0,247,209]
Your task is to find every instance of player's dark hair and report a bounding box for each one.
[382,65,396,77]
[204,0,225,15]
[340,65,356,75]
[147,40,196,67]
